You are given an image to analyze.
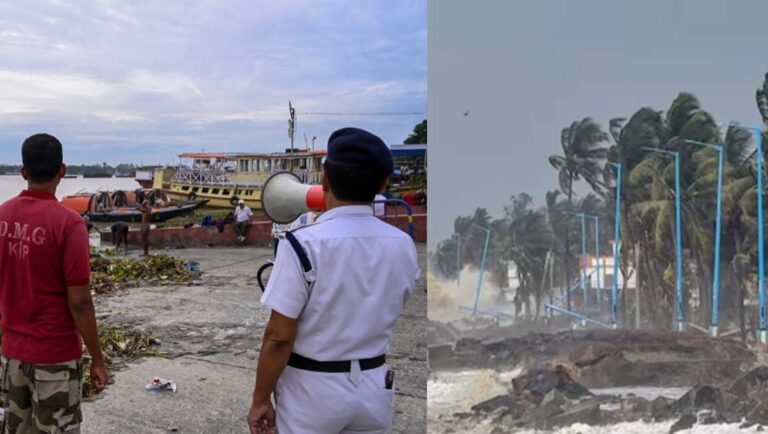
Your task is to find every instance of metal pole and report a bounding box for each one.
[710,146,723,336]
[674,152,685,332]
[544,304,613,329]
[757,127,767,344]
[685,139,726,336]
[593,216,601,312]
[643,147,685,331]
[456,234,461,287]
[634,242,641,329]
[610,163,622,329]
[581,214,588,311]
[472,228,491,315]
[289,101,296,171]
[539,250,552,319]
[549,249,555,319]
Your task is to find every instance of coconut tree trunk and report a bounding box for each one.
[693,250,711,327]
[640,233,662,324]
[734,234,747,343]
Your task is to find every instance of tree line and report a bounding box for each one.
[0,163,142,176]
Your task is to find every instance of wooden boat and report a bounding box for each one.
[61,189,208,223]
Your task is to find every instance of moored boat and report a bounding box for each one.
[149,144,427,210]
[151,150,326,210]
[61,189,208,223]
[135,166,161,188]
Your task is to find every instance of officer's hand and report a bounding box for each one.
[247,401,276,434]
[90,363,109,394]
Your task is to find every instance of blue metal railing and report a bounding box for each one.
[544,304,612,328]
[373,199,415,240]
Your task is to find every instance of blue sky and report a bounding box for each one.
[0,1,426,165]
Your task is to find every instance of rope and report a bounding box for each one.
[298,111,425,116]
[203,254,272,272]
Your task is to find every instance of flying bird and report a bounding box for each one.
[463,110,470,117]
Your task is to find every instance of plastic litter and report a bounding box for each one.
[146,377,177,393]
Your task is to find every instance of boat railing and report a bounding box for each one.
[172,167,236,186]
[172,167,323,186]
[295,170,322,184]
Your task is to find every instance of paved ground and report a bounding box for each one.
[81,244,427,434]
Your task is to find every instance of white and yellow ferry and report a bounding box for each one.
[152,149,326,210]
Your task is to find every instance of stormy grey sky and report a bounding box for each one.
[428,0,768,250]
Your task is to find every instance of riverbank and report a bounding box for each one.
[81,244,427,433]
[93,205,427,246]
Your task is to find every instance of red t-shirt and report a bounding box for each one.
[0,190,90,363]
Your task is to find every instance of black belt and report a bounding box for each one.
[287,353,385,373]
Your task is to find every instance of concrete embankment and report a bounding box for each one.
[98,206,426,247]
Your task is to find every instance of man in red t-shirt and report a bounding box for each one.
[0,134,108,433]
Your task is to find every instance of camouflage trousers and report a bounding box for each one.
[0,356,82,434]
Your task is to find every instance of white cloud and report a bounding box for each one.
[0,0,426,162]
[126,70,204,98]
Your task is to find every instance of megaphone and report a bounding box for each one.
[262,171,326,224]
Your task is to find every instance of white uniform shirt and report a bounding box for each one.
[260,205,420,361]
[373,194,386,217]
[234,205,253,222]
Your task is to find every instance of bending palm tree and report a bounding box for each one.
[549,118,608,311]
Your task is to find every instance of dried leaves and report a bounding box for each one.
[90,254,200,295]
[82,323,166,399]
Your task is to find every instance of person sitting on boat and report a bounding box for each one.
[110,221,129,252]
[138,199,152,256]
[233,199,253,243]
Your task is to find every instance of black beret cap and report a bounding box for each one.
[326,127,394,175]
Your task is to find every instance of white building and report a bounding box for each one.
[579,240,637,290]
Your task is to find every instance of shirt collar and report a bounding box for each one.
[316,205,373,223]
[19,190,57,201]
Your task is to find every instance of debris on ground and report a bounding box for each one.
[146,377,177,393]
[82,323,164,398]
[90,254,201,294]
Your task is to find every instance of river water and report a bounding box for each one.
[0,175,140,203]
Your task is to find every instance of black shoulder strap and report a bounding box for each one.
[285,231,312,272]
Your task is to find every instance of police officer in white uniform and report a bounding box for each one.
[247,128,420,434]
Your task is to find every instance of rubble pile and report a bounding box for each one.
[429,329,755,387]
[90,254,200,294]
[665,366,768,430]
[467,364,600,430]
[467,363,768,433]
